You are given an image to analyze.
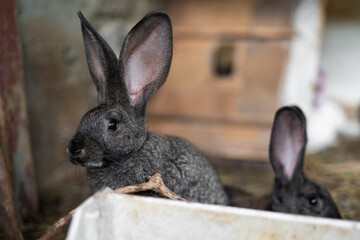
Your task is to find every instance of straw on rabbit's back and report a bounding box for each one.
[87,132,229,205]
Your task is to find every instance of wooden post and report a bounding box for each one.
[0,146,23,240]
[0,0,38,221]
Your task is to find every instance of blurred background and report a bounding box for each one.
[0,0,359,238]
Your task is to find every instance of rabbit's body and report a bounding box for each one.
[87,132,228,204]
[67,11,229,205]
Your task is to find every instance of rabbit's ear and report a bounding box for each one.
[118,11,172,118]
[78,11,119,105]
[269,106,307,183]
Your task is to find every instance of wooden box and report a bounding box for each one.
[147,0,295,161]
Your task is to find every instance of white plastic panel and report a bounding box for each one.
[67,189,360,240]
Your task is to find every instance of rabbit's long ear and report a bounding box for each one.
[78,11,119,105]
[269,106,307,184]
[118,11,172,119]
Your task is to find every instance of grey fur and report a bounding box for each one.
[67,11,229,205]
[269,106,341,218]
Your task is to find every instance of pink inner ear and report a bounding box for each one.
[273,112,304,180]
[89,42,105,86]
[124,24,167,106]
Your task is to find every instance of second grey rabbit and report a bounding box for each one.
[227,106,341,218]
[66,11,229,205]
[269,106,341,218]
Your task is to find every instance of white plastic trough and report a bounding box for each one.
[66,188,360,240]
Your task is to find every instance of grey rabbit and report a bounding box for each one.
[227,106,341,218]
[269,106,341,218]
[66,11,229,205]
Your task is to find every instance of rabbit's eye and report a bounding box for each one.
[309,197,319,208]
[108,119,118,131]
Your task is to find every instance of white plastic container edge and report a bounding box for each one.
[66,188,360,240]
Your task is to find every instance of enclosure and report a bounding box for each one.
[0,0,359,239]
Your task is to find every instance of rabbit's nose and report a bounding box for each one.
[67,138,85,157]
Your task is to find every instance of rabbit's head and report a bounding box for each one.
[269,106,341,219]
[66,11,172,167]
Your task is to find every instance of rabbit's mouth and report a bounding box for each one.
[68,156,103,168]
[80,161,103,168]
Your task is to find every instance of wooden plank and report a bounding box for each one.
[148,118,271,161]
[327,0,360,20]
[173,26,293,40]
[165,0,255,31]
[251,0,296,28]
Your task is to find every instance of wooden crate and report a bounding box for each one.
[147,0,295,161]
